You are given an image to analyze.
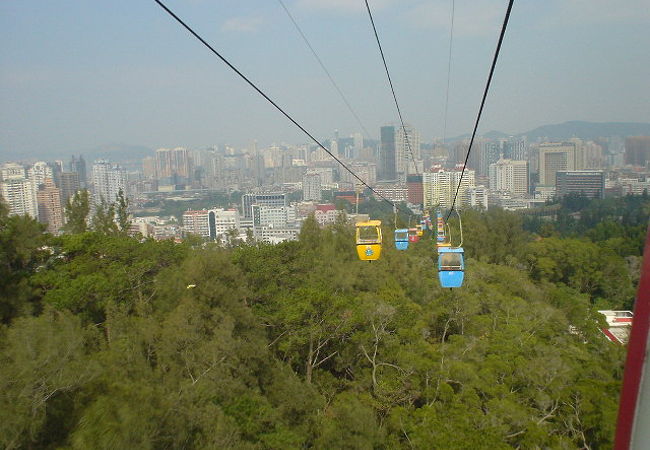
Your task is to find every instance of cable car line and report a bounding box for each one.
[441,0,456,146]
[151,0,404,213]
[364,0,420,177]
[446,0,515,222]
[277,0,373,141]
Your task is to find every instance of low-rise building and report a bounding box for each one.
[598,310,633,344]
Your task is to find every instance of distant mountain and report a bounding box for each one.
[446,121,650,143]
[521,121,650,141]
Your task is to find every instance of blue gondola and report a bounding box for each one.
[394,228,409,250]
[438,247,465,288]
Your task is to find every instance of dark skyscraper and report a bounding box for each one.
[379,126,396,181]
[625,136,650,166]
[59,172,80,206]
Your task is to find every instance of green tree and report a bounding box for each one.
[115,188,131,234]
[63,190,90,234]
[92,196,118,235]
[0,201,46,323]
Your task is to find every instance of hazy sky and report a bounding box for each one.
[1,0,649,159]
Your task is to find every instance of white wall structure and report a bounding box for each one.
[395,124,422,179]
[489,158,529,197]
[0,163,38,218]
[423,166,475,209]
[92,160,126,205]
[303,171,322,201]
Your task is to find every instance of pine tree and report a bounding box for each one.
[92,196,118,235]
[115,189,130,234]
[63,190,90,234]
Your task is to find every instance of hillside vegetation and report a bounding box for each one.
[0,196,645,449]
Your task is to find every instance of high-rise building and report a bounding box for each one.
[556,170,605,199]
[479,140,501,176]
[36,179,63,233]
[625,136,650,167]
[303,172,322,202]
[538,143,575,186]
[503,137,527,160]
[311,167,335,185]
[155,147,192,184]
[1,163,26,180]
[28,161,53,189]
[142,156,157,179]
[379,126,396,181]
[338,162,376,187]
[330,140,339,158]
[488,158,529,197]
[92,160,126,205]
[0,163,38,218]
[58,172,81,206]
[70,155,87,188]
[251,140,265,187]
[395,124,422,179]
[353,133,363,156]
[422,165,475,209]
[241,192,288,219]
[583,141,604,169]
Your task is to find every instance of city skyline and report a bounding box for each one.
[2,0,650,159]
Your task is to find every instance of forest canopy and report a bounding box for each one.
[0,194,645,449]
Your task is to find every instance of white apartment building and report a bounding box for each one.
[468,185,489,210]
[303,172,322,201]
[252,205,296,228]
[396,124,422,179]
[182,208,241,240]
[28,161,54,189]
[92,160,126,205]
[211,208,240,236]
[373,183,408,203]
[489,158,529,197]
[1,163,38,219]
[423,166,475,209]
[254,226,300,244]
[1,163,26,180]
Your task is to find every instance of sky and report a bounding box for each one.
[1,0,649,160]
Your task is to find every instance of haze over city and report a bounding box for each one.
[2,0,650,159]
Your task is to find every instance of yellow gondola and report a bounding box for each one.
[355,220,382,261]
[416,224,424,237]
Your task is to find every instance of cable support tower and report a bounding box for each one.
[441,0,455,146]
[277,0,373,141]
[364,0,420,177]
[152,0,405,213]
[446,0,515,221]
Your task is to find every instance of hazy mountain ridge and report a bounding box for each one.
[450,121,650,142]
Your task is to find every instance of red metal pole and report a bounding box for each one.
[614,224,650,449]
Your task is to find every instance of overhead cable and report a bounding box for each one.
[364,0,420,176]
[446,0,515,221]
[152,0,403,212]
[277,0,373,141]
